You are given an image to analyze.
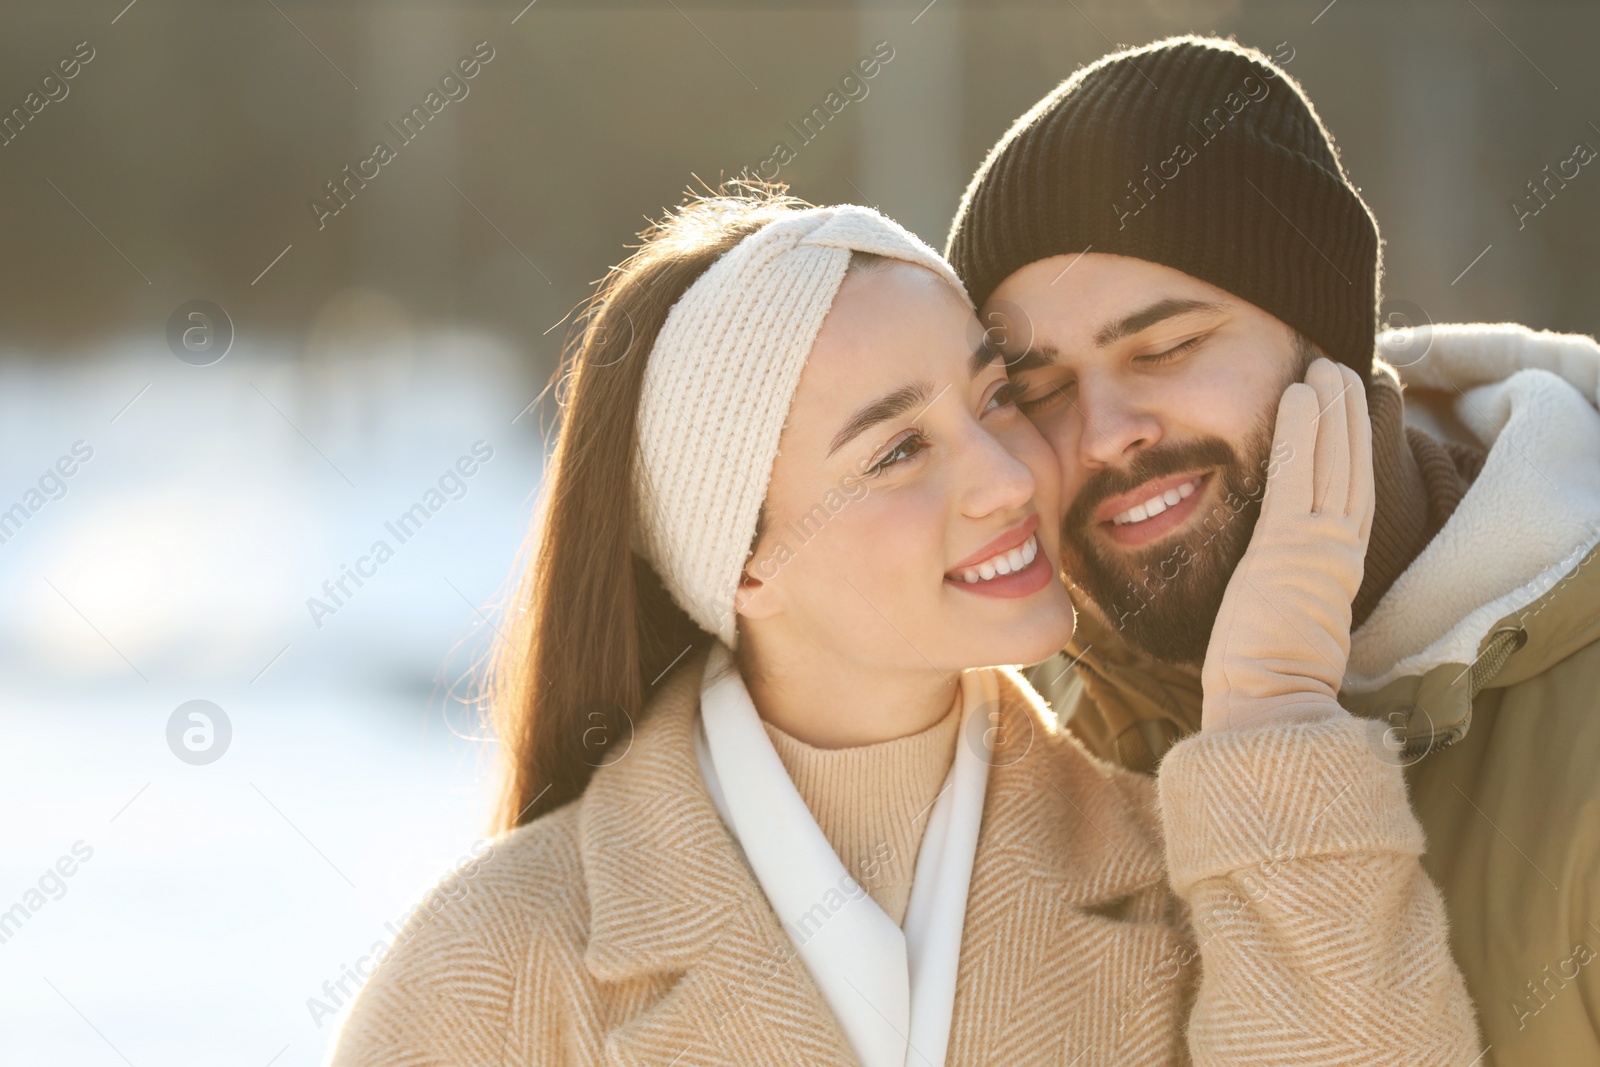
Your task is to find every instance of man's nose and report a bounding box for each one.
[1076,383,1162,469]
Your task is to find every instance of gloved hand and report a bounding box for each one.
[1201,358,1375,734]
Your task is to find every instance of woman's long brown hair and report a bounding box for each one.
[488,183,809,831]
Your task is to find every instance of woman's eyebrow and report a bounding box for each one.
[1094,297,1223,347]
[827,382,931,457]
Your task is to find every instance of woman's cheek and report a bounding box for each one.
[846,488,945,601]
[997,416,1059,516]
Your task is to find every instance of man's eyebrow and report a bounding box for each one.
[968,338,1002,379]
[1094,298,1224,348]
[827,382,931,457]
[1002,345,1060,374]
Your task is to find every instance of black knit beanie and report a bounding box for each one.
[946,36,1381,377]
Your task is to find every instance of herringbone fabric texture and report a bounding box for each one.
[328,655,1478,1066]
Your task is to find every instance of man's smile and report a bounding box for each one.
[1089,470,1214,549]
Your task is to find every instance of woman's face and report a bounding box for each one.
[736,261,1076,677]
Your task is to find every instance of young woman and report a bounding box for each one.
[328,189,1478,1065]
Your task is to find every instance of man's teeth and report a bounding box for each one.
[1110,477,1201,526]
[958,533,1038,584]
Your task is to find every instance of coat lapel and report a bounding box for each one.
[581,659,1188,1067]
[948,671,1190,1066]
[580,652,859,1066]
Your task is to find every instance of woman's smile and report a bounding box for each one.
[944,515,1055,598]
[745,256,1076,684]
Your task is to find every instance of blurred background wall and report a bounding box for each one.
[1,1,1594,1064]
[4,0,1597,358]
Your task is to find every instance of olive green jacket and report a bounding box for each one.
[1030,323,1600,1067]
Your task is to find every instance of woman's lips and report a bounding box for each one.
[947,514,1039,573]
[944,534,1055,599]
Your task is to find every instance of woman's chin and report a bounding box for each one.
[949,596,1076,670]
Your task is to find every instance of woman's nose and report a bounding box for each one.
[959,422,1037,518]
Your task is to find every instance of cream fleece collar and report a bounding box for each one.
[1346,323,1600,692]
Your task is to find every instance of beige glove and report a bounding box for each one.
[1201,358,1375,734]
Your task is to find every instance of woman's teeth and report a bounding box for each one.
[957,533,1038,584]
[1110,476,1201,526]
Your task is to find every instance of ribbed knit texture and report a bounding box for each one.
[1352,365,1483,627]
[633,205,968,646]
[329,656,1480,1066]
[946,35,1381,377]
[760,692,962,925]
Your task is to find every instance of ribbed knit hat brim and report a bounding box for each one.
[946,36,1381,376]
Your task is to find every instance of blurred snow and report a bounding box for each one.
[0,322,548,1065]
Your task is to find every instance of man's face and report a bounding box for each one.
[983,253,1311,665]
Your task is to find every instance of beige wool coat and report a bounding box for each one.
[328,654,1479,1066]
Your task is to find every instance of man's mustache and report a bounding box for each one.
[1064,438,1238,534]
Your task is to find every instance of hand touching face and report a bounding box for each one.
[985,252,1312,663]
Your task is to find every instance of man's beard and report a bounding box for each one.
[1060,415,1278,665]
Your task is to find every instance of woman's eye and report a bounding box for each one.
[867,432,926,475]
[1136,335,1204,365]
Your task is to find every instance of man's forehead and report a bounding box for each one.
[985,254,1242,358]
[995,249,1210,292]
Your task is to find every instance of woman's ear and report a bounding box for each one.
[733,561,783,621]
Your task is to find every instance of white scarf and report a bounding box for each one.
[693,643,994,1067]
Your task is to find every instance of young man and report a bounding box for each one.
[947,35,1600,1066]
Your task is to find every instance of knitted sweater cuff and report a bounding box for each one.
[1156,709,1426,895]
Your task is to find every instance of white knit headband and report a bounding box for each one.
[633,204,970,648]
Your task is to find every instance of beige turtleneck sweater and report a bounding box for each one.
[759,692,963,925]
